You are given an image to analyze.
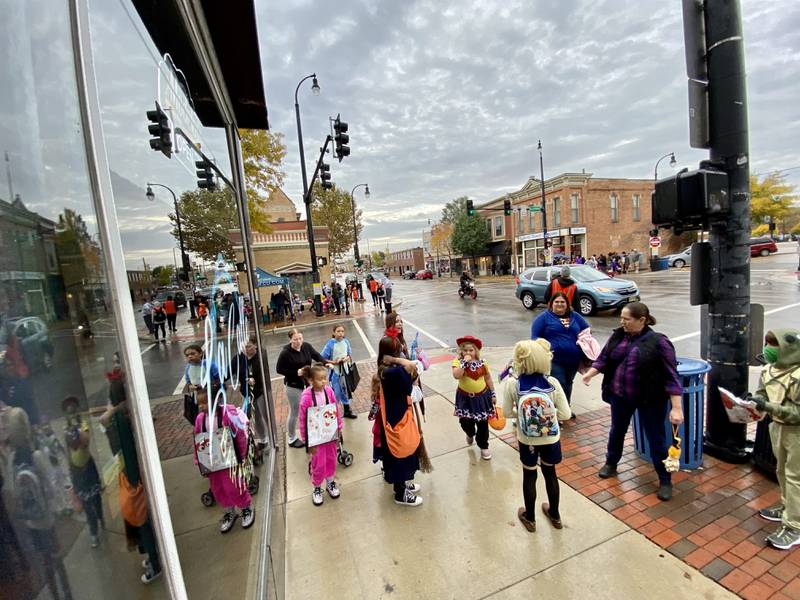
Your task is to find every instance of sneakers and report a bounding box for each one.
[394,489,423,507]
[759,505,784,522]
[141,565,162,585]
[220,511,237,533]
[326,480,341,499]
[517,507,536,533]
[480,448,492,460]
[656,483,673,502]
[141,559,150,569]
[288,438,305,448]
[343,406,358,419]
[312,487,324,506]
[465,434,474,446]
[241,507,255,529]
[598,463,617,479]
[90,535,100,548]
[406,482,421,494]
[766,525,800,550]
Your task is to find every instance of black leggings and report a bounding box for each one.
[153,322,166,339]
[393,481,406,501]
[166,314,177,332]
[459,418,489,449]
[522,464,561,521]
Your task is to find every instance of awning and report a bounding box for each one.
[255,268,288,287]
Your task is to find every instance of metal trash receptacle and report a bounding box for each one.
[633,357,710,469]
[650,257,669,271]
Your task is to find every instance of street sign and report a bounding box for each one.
[182,282,192,291]
[649,236,662,248]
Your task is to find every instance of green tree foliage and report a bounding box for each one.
[239,128,287,233]
[441,196,468,225]
[310,184,363,259]
[170,188,238,262]
[370,251,385,267]
[152,265,175,286]
[750,173,797,229]
[451,212,490,262]
[55,208,101,289]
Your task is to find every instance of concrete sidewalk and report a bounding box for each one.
[283,347,736,600]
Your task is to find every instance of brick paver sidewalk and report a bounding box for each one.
[499,409,798,600]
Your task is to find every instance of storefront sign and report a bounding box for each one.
[570,226,587,235]
[518,230,561,242]
[559,228,570,236]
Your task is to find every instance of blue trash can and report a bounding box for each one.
[633,357,710,470]
[649,257,669,271]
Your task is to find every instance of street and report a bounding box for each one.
[129,242,800,402]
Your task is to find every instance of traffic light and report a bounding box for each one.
[320,162,333,190]
[333,114,349,162]
[356,259,364,268]
[178,267,189,282]
[503,198,512,216]
[466,199,475,216]
[196,160,216,190]
[146,102,172,158]
[317,256,328,267]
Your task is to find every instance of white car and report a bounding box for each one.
[665,247,692,268]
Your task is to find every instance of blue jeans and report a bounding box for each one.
[606,392,671,484]
[550,361,578,404]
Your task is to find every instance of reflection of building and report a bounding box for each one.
[474,173,672,274]
[0,196,61,321]
[127,270,156,302]
[385,247,424,274]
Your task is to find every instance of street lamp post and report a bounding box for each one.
[294,73,323,316]
[350,183,369,301]
[146,182,196,319]
[654,152,677,181]
[537,140,549,266]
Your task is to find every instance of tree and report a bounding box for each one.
[152,265,175,286]
[170,188,238,262]
[430,221,454,275]
[441,196,468,225]
[451,213,490,267]
[751,223,770,237]
[370,251,385,267]
[239,128,287,232]
[750,173,797,232]
[309,184,363,260]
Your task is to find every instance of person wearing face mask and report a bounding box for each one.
[747,329,800,550]
[582,302,683,501]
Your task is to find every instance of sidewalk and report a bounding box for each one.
[278,347,764,599]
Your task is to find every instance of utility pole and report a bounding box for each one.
[537,140,549,265]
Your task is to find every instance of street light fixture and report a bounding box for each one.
[311,76,320,96]
[654,152,677,181]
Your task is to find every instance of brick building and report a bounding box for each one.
[473,172,677,274]
[126,269,156,302]
[384,247,425,275]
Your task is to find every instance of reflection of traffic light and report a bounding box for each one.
[356,259,364,268]
[503,198,512,216]
[466,199,475,216]
[196,160,216,190]
[320,162,333,190]
[333,114,350,162]
[146,102,172,158]
[178,267,189,282]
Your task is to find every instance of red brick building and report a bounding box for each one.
[474,172,677,273]
[384,246,425,275]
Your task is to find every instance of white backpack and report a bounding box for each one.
[516,381,560,438]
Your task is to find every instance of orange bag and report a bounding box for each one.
[379,389,420,459]
[488,406,506,430]
[119,471,148,527]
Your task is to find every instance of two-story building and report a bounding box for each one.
[384,247,425,275]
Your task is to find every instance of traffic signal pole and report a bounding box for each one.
[698,0,751,462]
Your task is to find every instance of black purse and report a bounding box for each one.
[344,363,361,394]
[183,394,199,425]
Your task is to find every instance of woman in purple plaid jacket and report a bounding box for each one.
[581,302,684,502]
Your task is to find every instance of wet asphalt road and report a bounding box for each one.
[137,242,800,398]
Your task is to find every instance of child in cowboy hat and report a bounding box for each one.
[451,335,496,460]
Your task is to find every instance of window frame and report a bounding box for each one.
[570,193,579,223]
[610,194,619,223]
[632,194,641,222]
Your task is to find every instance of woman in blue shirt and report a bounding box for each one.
[531,292,589,410]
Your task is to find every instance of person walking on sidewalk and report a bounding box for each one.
[503,339,571,532]
[321,325,358,419]
[581,302,683,501]
[236,335,270,452]
[543,266,580,312]
[452,335,496,461]
[383,273,394,314]
[747,328,800,550]
[163,295,177,333]
[141,298,154,336]
[368,276,379,306]
[276,329,333,448]
[151,302,167,342]
[531,292,589,411]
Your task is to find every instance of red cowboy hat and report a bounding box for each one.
[456,335,482,350]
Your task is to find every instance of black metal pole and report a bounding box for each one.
[702,0,750,462]
[295,74,323,316]
[537,140,549,265]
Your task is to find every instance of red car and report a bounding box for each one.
[749,237,778,257]
[415,269,433,280]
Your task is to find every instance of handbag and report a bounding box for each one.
[379,389,420,459]
[194,420,238,475]
[306,389,339,447]
[344,363,361,395]
[119,471,147,527]
[183,393,198,425]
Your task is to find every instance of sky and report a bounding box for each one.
[257,0,800,252]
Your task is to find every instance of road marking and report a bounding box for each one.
[352,318,376,357]
[173,377,185,396]
[671,301,800,344]
[401,317,449,348]
[141,343,156,355]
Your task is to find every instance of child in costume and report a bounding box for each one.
[321,325,358,419]
[193,388,255,534]
[299,365,343,506]
[747,328,800,550]
[452,335,496,460]
[502,339,570,533]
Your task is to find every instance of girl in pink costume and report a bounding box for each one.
[193,389,255,533]
[299,365,343,506]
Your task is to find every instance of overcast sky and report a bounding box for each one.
[258,0,800,252]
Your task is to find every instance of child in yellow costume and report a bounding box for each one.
[749,328,800,550]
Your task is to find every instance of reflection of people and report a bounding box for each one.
[141,298,154,335]
[236,336,269,449]
[164,295,177,333]
[151,302,167,342]
[1,362,39,426]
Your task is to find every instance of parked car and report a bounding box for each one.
[415,269,433,280]
[402,271,416,280]
[515,264,640,316]
[665,247,692,268]
[749,237,778,257]
[0,316,55,372]
[155,289,187,308]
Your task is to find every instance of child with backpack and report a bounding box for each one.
[376,281,386,312]
[298,365,343,506]
[151,301,167,341]
[62,395,105,548]
[452,335,496,461]
[193,388,255,534]
[502,339,571,533]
